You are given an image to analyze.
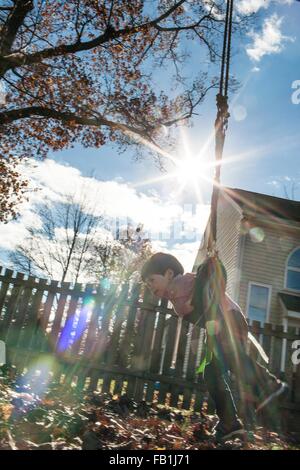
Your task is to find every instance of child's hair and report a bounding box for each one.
[141,252,184,281]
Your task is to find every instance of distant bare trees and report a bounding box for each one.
[9,192,152,284]
[10,192,103,282]
[282,180,299,201]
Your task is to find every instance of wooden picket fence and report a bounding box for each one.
[0,266,299,426]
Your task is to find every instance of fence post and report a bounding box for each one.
[0,268,14,325]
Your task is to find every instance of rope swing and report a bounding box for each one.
[208,0,234,255]
[193,1,268,371]
[191,0,234,343]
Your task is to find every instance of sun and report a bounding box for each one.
[174,155,208,185]
[133,154,210,201]
[167,153,210,201]
[132,126,245,203]
[133,128,209,184]
[132,139,213,203]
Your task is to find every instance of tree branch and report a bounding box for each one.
[0,105,156,138]
[0,1,191,74]
[0,0,34,56]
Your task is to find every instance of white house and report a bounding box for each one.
[194,187,300,329]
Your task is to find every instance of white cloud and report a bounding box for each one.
[238,0,269,15]
[0,159,210,272]
[246,13,294,62]
[149,240,201,273]
[237,0,293,15]
[0,207,42,251]
[168,241,202,273]
[268,180,280,187]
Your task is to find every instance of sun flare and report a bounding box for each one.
[173,155,208,185]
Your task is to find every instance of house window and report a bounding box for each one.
[286,248,300,292]
[247,284,270,324]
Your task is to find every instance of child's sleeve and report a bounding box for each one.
[171,296,194,317]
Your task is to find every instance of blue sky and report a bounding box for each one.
[1,0,300,274]
[49,1,300,198]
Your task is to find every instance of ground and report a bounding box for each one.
[0,367,299,451]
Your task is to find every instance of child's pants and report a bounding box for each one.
[203,309,279,428]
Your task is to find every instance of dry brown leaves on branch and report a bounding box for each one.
[0,1,248,220]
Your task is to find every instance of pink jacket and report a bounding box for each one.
[164,273,242,318]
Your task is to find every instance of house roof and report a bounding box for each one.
[278,292,300,312]
[223,187,300,223]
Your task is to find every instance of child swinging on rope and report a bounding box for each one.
[141,252,288,442]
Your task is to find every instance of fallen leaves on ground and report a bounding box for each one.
[0,368,299,451]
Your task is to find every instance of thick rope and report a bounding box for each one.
[219,0,230,96]
[208,0,234,255]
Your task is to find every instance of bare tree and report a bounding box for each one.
[89,223,153,283]
[282,180,299,201]
[9,191,104,283]
[9,192,153,283]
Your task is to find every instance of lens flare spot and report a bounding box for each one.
[57,298,95,353]
[249,227,265,243]
[15,356,56,399]
[232,105,247,122]
[101,277,111,291]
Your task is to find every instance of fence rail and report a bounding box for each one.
[0,266,299,423]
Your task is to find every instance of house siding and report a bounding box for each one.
[194,189,300,325]
[238,223,300,324]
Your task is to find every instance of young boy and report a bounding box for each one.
[141,252,288,441]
